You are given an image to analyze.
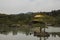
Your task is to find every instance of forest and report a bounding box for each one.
[0,10,60,27]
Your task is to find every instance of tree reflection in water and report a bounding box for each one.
[0,26,60,40]
[33,32,60,40]
[39,37,48,40]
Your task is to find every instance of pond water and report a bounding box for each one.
[0,26,60,40]
[46,26,60,32]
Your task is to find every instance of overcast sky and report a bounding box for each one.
[0,0,60,14]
